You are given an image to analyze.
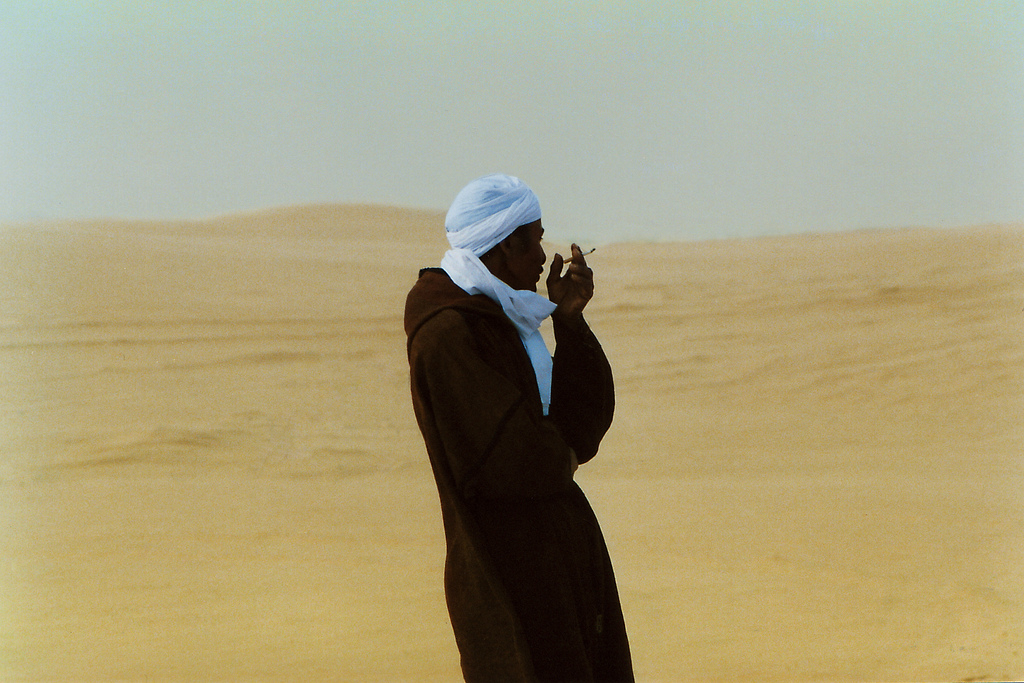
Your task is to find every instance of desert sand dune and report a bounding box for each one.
[1,206,1021,681]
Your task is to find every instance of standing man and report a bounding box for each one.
[404,174,633,682]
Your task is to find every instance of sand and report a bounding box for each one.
[1,205,1022,682]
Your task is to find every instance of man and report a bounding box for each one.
[405,174,633,682]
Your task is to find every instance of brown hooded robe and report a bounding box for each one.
[405,268,633,682]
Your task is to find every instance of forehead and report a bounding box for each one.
[518,219,544,240]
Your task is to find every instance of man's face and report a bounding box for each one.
[504,220,546,292]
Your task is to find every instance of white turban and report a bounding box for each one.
[445,173,542,256]
[441,174,556,415]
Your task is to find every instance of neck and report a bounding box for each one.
[478,251,518,290]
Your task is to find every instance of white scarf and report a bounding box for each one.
[441,248,557,415]
[445,173,542,256]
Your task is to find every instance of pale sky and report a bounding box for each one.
[2,1,1022,242]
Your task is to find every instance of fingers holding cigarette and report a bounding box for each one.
[562,247,595,264]
[547,244,597,315]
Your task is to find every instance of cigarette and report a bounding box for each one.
[563,248,596,264]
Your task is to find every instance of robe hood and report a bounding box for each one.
[405,267,511,345]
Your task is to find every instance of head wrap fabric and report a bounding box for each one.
[441,174,555,415]
[445,173,542,256]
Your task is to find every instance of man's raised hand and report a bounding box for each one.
[547,243,595,324]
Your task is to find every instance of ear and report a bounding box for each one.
[478,240,508,271]
[498,231,523,256]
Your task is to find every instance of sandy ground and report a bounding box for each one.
[1,205,1022,682]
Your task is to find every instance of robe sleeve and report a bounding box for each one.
[549,316,615,465]
[412,309,576,500]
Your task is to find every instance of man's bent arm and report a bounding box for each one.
[549,315,615,464]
